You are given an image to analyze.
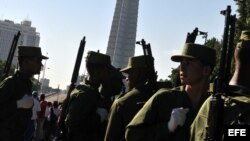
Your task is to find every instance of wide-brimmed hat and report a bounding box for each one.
[86,51,113,68]
[239,30,250,41]
[18,46,48,59]
[171,43,216,66]
[120,55,153,73]
[237,30,250,49]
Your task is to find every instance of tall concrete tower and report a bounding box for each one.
[106,0,139,69]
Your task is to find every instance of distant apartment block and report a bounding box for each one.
[40,78,50,93]
[0,19,40,65]
[106,0,139,69]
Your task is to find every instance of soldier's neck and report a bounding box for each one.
[229,69,250,89]
[19,70,33,78]
[185,81,209,109]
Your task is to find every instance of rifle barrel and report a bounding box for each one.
[67,36,86,97]
[1,31,21,80]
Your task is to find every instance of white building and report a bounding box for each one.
[0,19,40,65]
[106,0,140,69]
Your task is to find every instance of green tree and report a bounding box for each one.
[205,37,222,82]
[235,0,250,40]
[158,78,164,82]
[0,59,16,79]
[168,66,180,87]
[157,79,173,89]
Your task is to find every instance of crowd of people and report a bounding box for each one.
[24,93,61,141]
[0,29,250,141]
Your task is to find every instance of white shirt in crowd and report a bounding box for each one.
[45,106,61,118]
[31,98,41,120]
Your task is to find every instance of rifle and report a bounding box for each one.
[186,27,199,43]
[204,5,236,141]
[67,36,86,98]
[1,31,21,81]
[136,39,158,93]
[57,36,86,141]
[186,27,208,44]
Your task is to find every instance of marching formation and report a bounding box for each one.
[1,4,250,141]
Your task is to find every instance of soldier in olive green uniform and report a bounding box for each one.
[190,30,250,141]
[97,63,125,141]
[0,46,48,141]
[104,56,154,141]
[65,51,122,141]
[125,43,216,141]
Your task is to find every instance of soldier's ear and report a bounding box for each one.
[203,65,211,76]
[99,67,110,80]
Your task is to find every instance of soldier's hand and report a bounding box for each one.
[16,94,33,109]
[96,108,108,123]
[168,107,189,132]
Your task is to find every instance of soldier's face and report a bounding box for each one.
[87,68,102,88]
[179,58,206,85]
[26,57,43,75]
[127,69,139,90]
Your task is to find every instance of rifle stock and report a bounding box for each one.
[204,6,236,141]
[1,31,21,81]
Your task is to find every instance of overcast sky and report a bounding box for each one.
[0,0,237,89]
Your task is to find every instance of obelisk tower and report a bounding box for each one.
[106,0,140,69]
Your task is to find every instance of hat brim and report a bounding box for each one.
[41,55,49,59]
[120,66,132,73]
[17,55,49,59]
[171,55,196,62]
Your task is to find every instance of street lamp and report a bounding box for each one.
[40,67,50,94]
[57,84,60,102]
[40,53,49,94]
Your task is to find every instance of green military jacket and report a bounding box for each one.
[190,85,250,141]
[0,71,33,141]
[65,84,100,141]
[105,85,152,141]
[125,88,209,141]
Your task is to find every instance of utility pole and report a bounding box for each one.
[40,52,48,94]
